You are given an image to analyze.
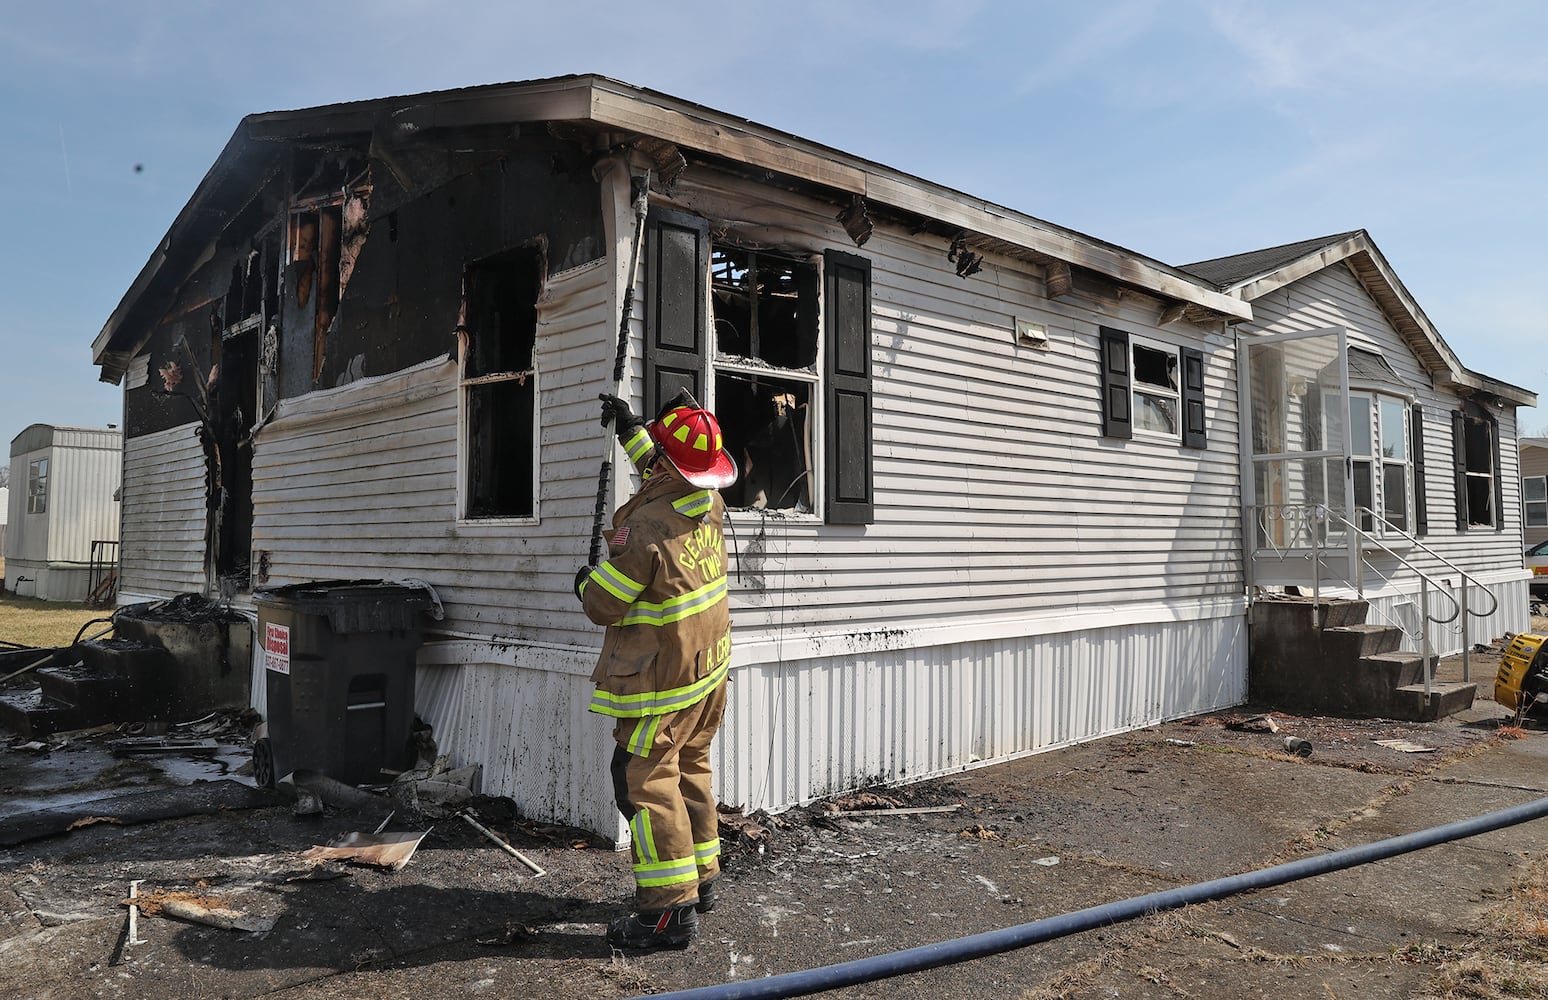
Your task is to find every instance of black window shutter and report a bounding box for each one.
[1410,403,1428,536]
[643,207,709,417]
[1451,409,1467,530]
[1491,413,1503,531]
[1099,326,1132,439]
[824,249,873,525]
[1181,347,1206,449]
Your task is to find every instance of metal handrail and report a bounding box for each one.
[1348,506,1499,618]
[1326,507,1461,626]
[1253,503,1460,626]
[1255,503,1466,698]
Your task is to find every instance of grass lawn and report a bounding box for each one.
[0,593,114,648]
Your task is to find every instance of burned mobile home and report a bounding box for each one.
[91,76,1533,839]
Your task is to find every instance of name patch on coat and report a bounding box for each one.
[611,526,631,546]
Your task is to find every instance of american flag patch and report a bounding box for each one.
[611,526,631,546]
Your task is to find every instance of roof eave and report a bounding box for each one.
[96,75,1250,377]
[222,75,1252,320]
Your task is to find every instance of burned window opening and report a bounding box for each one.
[288,204,341,382]
[716,370,812,512]
[710,244,818,513]
[1464,413,1495,527]
[462,246,542,519]
[711,246,818,370]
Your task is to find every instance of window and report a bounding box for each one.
[709,246,818,512]
[1525,475,1548,528]
[460,247,542,519]
[1344,393,1411,533]
[1452,405,1501,530]
[1098,327,1206,447]
[27,458,47,515]
[644,208,874,524]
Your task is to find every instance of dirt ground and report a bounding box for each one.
[5,640,1548,999]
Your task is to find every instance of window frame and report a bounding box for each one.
[27,458,48,515]
[708,244,822,517]
[1453,405,1501,531]
[456,247,543,525]
[1128,334,1182,441]
[642,206,874,526]
[1524,474,1547,528]
[1098,326,1206,448]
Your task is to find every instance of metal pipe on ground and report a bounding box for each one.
[637,795,1548,1000]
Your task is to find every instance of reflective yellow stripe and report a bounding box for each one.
[634,857,700,887]
[623,425,654,464]
[695,839,720,863]
[671,490,713,519]
[590,561,645,602]
[617,578,726,627]
[589,656,730,718]
[632,808,657,864]
[628,715,661,757]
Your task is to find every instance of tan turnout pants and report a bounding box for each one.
[611,680,727,911]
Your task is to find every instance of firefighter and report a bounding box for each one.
[576,392,738,950]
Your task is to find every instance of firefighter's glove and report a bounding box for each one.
[599,394,645,437]
[574,566,595,601]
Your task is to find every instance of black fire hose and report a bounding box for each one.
[589,169,652,568]
[636,794,1548,1000]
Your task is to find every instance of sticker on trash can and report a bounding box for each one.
[264,623,291,674]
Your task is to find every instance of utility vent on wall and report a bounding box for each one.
[1015,319,1050,349]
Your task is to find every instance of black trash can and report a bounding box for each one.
[252,580,438,788]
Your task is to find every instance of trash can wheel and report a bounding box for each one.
[252,737,275,789]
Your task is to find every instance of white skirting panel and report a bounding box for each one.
[1356,572,1529,659]
[406,613,1247,841]
[415,640,626,844]
[717,612,1246,816]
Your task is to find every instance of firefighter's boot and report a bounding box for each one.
[606,904,699,950]
[694,877,717,913]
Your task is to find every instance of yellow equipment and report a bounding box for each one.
[1494,633,1548,714]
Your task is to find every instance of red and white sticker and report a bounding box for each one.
[611,526,631,547]
[264,623,291,674]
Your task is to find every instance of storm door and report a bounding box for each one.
[1238,327,1355,590]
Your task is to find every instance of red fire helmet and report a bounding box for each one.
[648,405,738,490]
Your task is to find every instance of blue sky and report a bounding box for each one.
[2,0,1545,475]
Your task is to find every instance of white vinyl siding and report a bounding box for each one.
[248,260,614,650]
[120,425,203,599]
[663,169,1244,638]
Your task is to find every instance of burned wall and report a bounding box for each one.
[124,181,286,440]
[278,131,604,399]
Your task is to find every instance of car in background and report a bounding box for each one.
[1527,539,1548,598]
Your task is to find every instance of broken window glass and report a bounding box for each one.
[711,247,818,369]
[1462,413,1496,527]
[1131,341,1179,436]
[710,244,819,512]
[462,247,542,519]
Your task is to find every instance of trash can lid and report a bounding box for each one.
[253,579,440,633]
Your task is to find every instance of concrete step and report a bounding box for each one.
[1390,682,1478,722]
[0,689,80,739]
[1357,651,1430,690]
[1324,624,1403,658]
[36,663,136,718]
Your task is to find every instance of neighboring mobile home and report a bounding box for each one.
[1522,437,1548,552]
[89,76,1530,839]
[5,425,122,602]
